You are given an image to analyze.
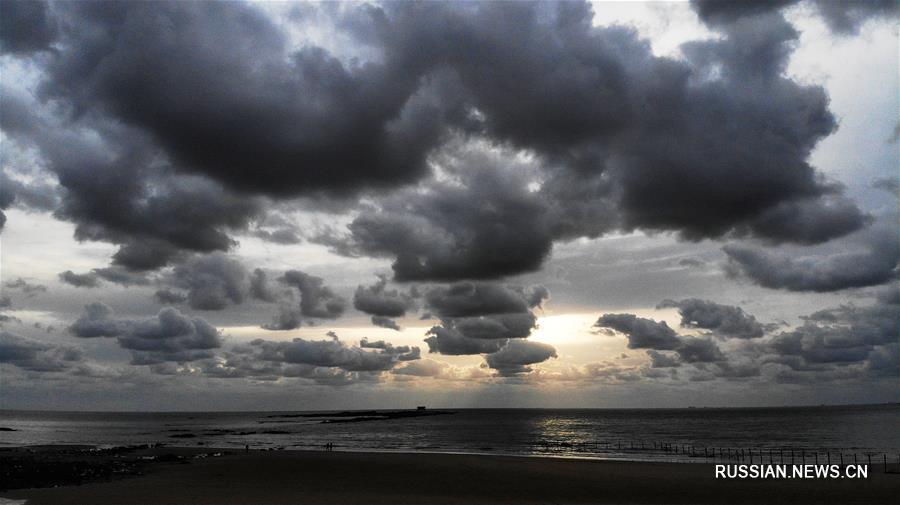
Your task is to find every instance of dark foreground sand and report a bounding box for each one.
[2,447,898,505]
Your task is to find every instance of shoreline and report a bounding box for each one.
[2,446,898,505]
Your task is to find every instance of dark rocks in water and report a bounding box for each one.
[265,410,455,424]
[0,446,150,490]
[320,410,454,424]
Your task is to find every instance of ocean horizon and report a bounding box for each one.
[4,403,898,463]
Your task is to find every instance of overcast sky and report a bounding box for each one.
[1,0,897,411]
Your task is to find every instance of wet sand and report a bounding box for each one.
[2,447,898,504]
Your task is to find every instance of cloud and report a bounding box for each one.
[281,270,347,319]
[70,303,222,364]
[723,226,899,292]
[330,145,556,281]
[249,269,279,303]
[59,270,101,288]
[0,0,57,55]
[0,169,60,231]
[235,333,418,373]
[595,314,681,350]
[596,312,725,365]
[263,270,347,330]
[154,289,187,305]
[766,286,900,368]
[675,336,725,363]
[118,308,222,365]
[618,289,898,383]
[359,337,421,361]
[0,331,82,372]
[484,339,557,376]
[691,0,897,35]
[657,298,767,339]
[422,282,549,356]
[370,316,400,331]
[3,278,47,296]
[171,253,249,310]
[69,302,126,338]
[425,282,547,318]
[647,350,681,368]
[873,177,900,197]
[423,326,508,356]
[1,1,871,283]
[391,358,449,377]
[353,275,417,330]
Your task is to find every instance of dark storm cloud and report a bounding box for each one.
[240,333,416,372]
[353,276,417,330]
[92,266,151,286]
[675,336,725,363]
[118,308,222,365]
[595,314,681,350]
[69,302,125,338]
[59,270,100,288]
[1,85,264,269]
[0,0,57,54]
[370,316,400,331]
[739,195,871,246]
[484,339,557,376]
[332,146,556,281]
[657,299,767,339]
[692,0,897,35]
[249,269,279,303]
[170,253,249,311]
[55,266,150,289]
[596,313,726,365]
[723,227,899,292]
[865,343,900,378]
[1,0,869,282]
[0,295,11,308]
[262,304,305,332]
[281,270,347,319]
[422,281,549,356]
[425,282,547,318]
[3,278,48,296]
[154,289,187,305]
[0,331,82,372]
[69,303,222,364]
[316,1,867,280]
[618,289,899,383]
[423,326,508,356]
[197,348,385,385]
[0,169,60,231]
[449,313,539,340]
[38,0,444,198]
[262,271,347,330]
[359,337,421,361]
[647,350,681,368]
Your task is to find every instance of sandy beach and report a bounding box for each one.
[2,447,898,505]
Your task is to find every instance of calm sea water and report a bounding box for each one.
[1,404,898,462]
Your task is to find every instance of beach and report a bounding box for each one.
[2,446,898,505]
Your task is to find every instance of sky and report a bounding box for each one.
[0,0,897,411]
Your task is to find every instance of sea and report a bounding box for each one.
[2,404,899,463]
